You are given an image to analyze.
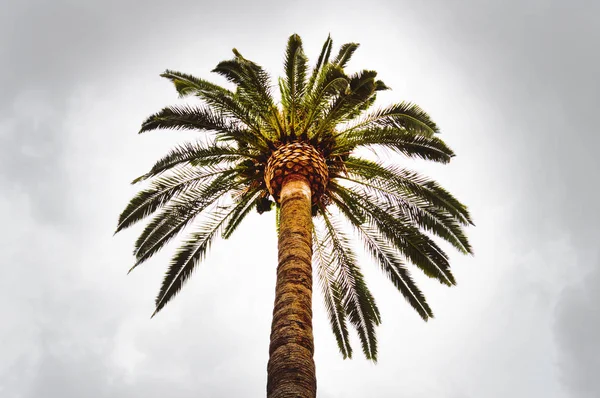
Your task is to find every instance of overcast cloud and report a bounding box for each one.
[1,0,598,397]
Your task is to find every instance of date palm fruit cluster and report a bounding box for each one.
[115,33,473,361]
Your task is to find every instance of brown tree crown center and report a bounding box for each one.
[265,142,329,204]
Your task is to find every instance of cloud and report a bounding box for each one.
[1,0,599,397]
[554,254,600,398]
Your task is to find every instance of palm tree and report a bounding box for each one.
[115,34,472,398]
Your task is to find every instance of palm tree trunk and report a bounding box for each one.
[267,175,317,398]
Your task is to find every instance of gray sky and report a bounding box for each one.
[1,0,598,397]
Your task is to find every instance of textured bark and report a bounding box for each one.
[267,175,316,398]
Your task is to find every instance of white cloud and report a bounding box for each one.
[1,0,598,397]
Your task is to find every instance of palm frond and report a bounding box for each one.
[161,70,268,145]
[140,105,231,134]
[281,34,308,138]
[375,80,391,91]
[333,127,455,163]
[131,141,253,183]
[312,70,380,142]
[152,197,253,316]
[305,35,333,96]
[129,174,245,271]
[338,173,472,254]
[313,221,353,359]
[332,42,359,69]
[139,104,267,149]
[333,184,456,286]
[213,50,283,139]
[342,102,440,136]
[300,64,349,138]
[319,208,381,361]
[161,69,232,99]
[343,157,473,226]
[330,194,433,320]
[117,166,233,233]
[222,187,264,239]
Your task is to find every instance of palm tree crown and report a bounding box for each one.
[116,34,473,361]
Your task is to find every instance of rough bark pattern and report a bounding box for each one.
[267,175,317,398]
[265,141,329,205]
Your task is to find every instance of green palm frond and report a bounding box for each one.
[141,103,268,149]
[117,166,233,233]
[333,184,456,286]
[333,127,455,163]
[319,208,381,361]
[305,35,333,96]
[301,64,349,139]
[131,141,253,183]
[152,197,254,316]
[161,69,232,99]
[213,50,283,139]
[140,105,232,134]
[130,174,245,272]
[222,186,264,239]
[161,69,267,145]
[339,174,472,254]
[343,102,440,136]
[330,193,433,320]
[313,223,352,359]
[311,70,381,141]
[332,42,360,69]
[281,34,308,137]
[343,157,473,226]
[359,192,455,286]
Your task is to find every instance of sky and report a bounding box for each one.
[1,0,598,397]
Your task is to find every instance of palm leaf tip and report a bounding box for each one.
[130,175,145,184]
[375,80,390,91]
[333,42,360,69]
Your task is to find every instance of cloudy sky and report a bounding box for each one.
[1,0,598,397]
